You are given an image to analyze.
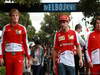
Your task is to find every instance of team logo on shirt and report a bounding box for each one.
[16,30,21,34]
[92,36,95,39]
[68,35,74,40]
[7,29,11,31]
[58,35,65,41]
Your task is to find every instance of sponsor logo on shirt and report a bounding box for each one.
[58,35,65,41]
[68,35,74,40]
[16,30,22,34]
[60,43,73,46]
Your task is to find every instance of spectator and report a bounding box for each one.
[31,40,44,75]
[74,24,86,75]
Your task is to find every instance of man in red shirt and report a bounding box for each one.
[0,9,30,75]
[53,14,83,75]
[87,15,100,75]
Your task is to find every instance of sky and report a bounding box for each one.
[29,13,45,32]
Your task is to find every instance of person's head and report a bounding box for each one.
[95,16,100,31]
[58,14,70,28]
[75,24,82,33]
[92,15,100,31]
[9,9,20,24]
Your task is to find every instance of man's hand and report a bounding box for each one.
[79,59,83,68]
[0,58,4,66]
[53,63,57,74]
[27,58,31,68]
[88,62,93,68]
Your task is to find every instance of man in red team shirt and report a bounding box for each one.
[53,14,83,75]
[87,15,100,75]
[0,9,30,75]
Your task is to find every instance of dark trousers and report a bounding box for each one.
[74,55,84,75]
[31,65,42,75]
[58,63,75,75]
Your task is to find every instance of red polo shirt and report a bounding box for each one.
[54,30,79,53]
[88,30,100,60]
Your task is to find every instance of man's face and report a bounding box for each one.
[10,12,19,24]
[59,20,69,28]
[78,28,82,33]
[95,19,100,31]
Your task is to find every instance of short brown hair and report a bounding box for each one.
[75,24,82,30]
[9,9,21,16]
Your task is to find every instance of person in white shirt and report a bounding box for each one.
[75,24,86,75]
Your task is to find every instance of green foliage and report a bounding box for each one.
[0,13,9,29]
[0,0,40,6]
[15,0,40,6]
[27,25,36,41]
[0,66,5,75]
[79,0,100,17]
[36,30,49,45]
[19,13,32,27]
[0,0,4,4]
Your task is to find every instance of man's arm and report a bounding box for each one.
[52,48,58,74]
[78,35,86,47]
[22,26,30,60]
[0,26,6,65]
[52,48,57,66]
[76,45,83,67]
[22,26,31,68]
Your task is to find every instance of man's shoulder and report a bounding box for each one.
[18,24,26,29]
[55,31,60,35]
[89,31,95,36]
[69,29,75,32]
[5,24,10,27]
[55,31,63,37]
[3,24,10,29]
[68,30,76,35]
[18,24,25,27]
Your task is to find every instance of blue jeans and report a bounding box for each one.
[58,63,75,75]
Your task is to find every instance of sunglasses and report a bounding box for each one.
[59,20,69,23]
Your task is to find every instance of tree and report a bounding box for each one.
[79,0,100,17]
[0,0,40,6]
[27,25,36,41]
[19,13,32,27]
[0,13,9,30]
[36,31,48,45]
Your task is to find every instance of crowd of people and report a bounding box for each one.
[0,8,100,75]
